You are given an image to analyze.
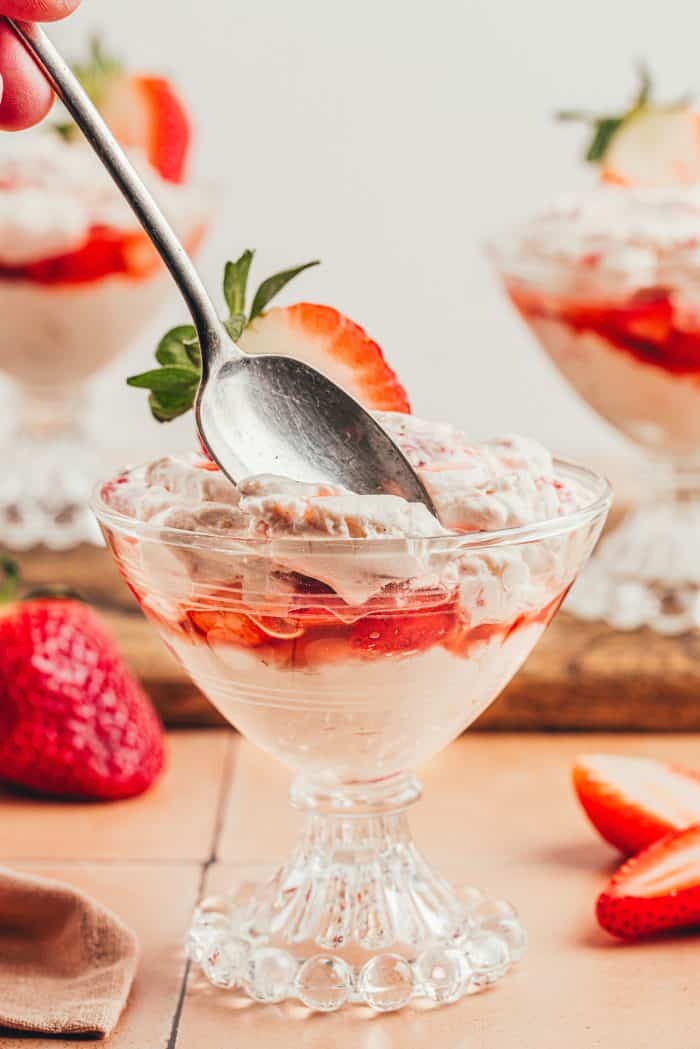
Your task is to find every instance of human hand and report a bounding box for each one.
[0,1,80,130]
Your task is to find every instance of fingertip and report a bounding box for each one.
[0,25,54,131]
[0,0,81,22]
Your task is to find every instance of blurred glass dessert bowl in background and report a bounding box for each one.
[490,70,700,633]
[0,40,209,550]
[94,292,610,1010]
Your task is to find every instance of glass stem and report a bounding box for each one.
[16,383,86,441]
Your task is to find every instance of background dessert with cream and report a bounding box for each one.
[0,38,208,551]
[491,69,700,633]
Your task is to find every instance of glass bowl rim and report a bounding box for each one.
[90,457,612,554]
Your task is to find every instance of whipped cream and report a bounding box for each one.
[104,411,590,614]
[502,183,700,300]
[0,133,206,265]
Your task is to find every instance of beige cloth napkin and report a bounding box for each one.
[0,867,139,1038]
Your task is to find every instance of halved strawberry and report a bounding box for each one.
[573,754,700,855]
[602,107,700,187]
[350,601,456,657]
[239,304,410,412]
[101,74,191,184]
[128,251,411,421]
[55,39,191,184]
[597,824,700,939]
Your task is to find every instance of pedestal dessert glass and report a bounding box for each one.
[94,460,609,1011]
[491,209,700,633]
[0,228,209,551]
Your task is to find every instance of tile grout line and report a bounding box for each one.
[207,731,238,866]
[166,731,237,1049]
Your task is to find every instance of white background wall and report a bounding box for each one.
[27,0,700,466]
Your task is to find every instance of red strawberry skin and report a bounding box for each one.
[509,283,700,377]
[573,753,700,854]
[597,825,700,939]
[101,73,192,185]
[350,603,457,656]
[0,222,205,286]
[0,599,165,800]
[135,75,191,184]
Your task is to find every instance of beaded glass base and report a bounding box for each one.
[186,794,526,1012]
[567,487,700,635]
[0,390,103,550]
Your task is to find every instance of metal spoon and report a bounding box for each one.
[7,19,437,512]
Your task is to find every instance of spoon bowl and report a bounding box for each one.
[198,336,436,498]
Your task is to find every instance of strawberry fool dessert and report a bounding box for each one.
[94,253,609,1009]
[101,421,599,781]
[0,40,207,551]
[491,71,700,632]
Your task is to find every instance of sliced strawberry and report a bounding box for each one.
[187,609,269,647]
[0,222,205,286]
[101,73,191,184]
[573,754,700,855]
[239,304,411,413]
[597,824,700,939]
[609,291,674,345]
[350,601,456,657]
[129,253,412,420]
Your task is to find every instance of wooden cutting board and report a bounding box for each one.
[14,543,700,731]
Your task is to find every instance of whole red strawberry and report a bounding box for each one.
[0,559,165,800]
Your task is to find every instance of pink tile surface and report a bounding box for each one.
[0,730,232,862]
[4,733,700,1047]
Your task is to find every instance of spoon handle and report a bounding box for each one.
[5,18,224,348]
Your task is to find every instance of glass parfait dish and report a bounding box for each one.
[488,71,700,634]
[94,457,609,1012]
[489,192,700,633]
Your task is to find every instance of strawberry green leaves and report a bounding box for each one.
[155,325,199,368]
[223,250,254,315]
[127,326,200,422]
[0,556,19,605]
[127,250,320,422]
[249,260,320,321]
